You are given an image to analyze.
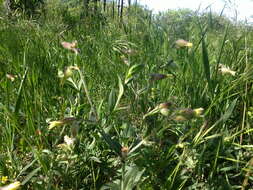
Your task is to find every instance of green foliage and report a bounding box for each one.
[4,0,45,17]
[1,1,253,189]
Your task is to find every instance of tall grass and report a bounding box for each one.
[0,1,253,189]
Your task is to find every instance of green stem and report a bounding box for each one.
[121,161,126,190]
[78,69,98,121]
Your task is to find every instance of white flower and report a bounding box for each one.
[218,64,236,76]
[6,74,16,82]
[57,135,75,151]
[64,135,75,146]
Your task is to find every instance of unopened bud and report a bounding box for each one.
[175,39,193,48]
[121,146,129,159]
[159,102,173,116]
[193,108,204,117]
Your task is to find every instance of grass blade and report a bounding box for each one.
[14,67,28,115]
[114,76,124,111]
[201,37,211,86]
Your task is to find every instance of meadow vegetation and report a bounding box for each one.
[1,0,253,189]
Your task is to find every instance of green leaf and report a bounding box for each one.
[220,98,237,122]
[124,166,145,190]
[100,130,122,156]
[97,99,104,119]
[101,181,121,190]
[214,24,229,78]
[17,159,37,178]
[90,156,101,163]
[125,64,144,84]
[66,78,80,91]
[202,37,211,85]
[114,76,124,111]
[21,167,41,185]
[108,88,116,112]
[15,67,28,115]
[194,98,238,145]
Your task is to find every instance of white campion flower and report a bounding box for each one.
[57,135,75,151]
[218,64,236,76]
[64,135,75,146]
[6,74,16,82]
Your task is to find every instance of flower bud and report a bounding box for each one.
[159,102,172,116]
[48,117,76,130]
[193,108,204,117]
[175,39,193,48]
[172,108,204,121]
[121,146,129,159]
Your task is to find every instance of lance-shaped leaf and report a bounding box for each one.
[202,37,211,86]
[100,130,122,156]
[108,88,116,112]
[125,64,144,84]
[114,76,124,111]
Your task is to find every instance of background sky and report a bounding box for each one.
[138,0,253,23]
